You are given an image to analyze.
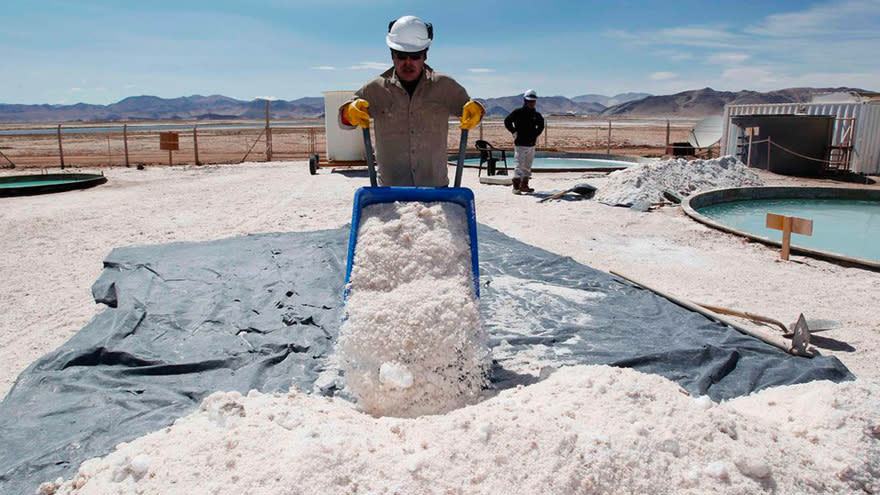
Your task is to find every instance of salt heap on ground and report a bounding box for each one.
[38,365,880,495]
[337,201,489,417]
[594,155,764,207]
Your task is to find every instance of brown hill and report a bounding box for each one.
[600,87,875,117]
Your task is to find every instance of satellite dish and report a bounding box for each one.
[688,115,723,148]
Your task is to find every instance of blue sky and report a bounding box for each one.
[2,0,878,104]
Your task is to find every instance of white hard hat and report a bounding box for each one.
[523,89,538,101]
[386,15,433,52]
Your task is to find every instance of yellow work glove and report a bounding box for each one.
[343,99,371,129]
[460,101,483,130]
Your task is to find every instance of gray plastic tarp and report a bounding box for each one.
[0,225,852,495]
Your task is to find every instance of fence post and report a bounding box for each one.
[544,120,548,148]
[606,121,611,155]
[57,124,65,169]
[193,125,200,165]
[123,124,130,167]
[665,120,670,153]
[265,100,273,161]
[479,120,483,141]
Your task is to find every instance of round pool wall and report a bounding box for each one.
[0,173,107,197]
[450,151,653,172]
[683,186,880,270]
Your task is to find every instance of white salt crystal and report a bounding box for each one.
[379,362,414,390]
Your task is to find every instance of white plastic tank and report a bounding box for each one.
[323,91,366,161]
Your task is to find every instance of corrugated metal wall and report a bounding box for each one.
[721,102,880,175]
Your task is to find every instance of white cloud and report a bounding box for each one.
[70,87,82,92]
[349,62,388,70]
[312,66,336,71]
[746,0,880,37]
[468,68,495,73]
[650,72,678,81]
[255,96,280,101]
[709,53,750,64]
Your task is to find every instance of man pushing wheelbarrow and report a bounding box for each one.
[338,15,484,187]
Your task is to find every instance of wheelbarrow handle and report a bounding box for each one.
[454,129,468,188]
[362,127,377,187]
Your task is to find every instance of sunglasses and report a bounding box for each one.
[392,50,425,61]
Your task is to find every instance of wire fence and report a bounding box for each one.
[0,118,698,170]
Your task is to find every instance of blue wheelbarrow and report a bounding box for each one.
[344,127,480,299]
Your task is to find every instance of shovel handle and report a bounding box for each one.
[454,129,468,188]
[362,127,377,187]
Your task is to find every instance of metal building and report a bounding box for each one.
[721,100,880,175]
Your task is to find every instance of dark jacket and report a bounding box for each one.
[504,105,545,147]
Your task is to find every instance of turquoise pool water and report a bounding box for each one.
[698,198,880,262]
[462,157,633,169]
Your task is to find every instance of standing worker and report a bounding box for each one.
[339,15,484,187]
[504,89,544,194]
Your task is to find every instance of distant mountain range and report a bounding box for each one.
[0,87,873,123]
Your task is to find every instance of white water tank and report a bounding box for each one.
[323,91,365,161]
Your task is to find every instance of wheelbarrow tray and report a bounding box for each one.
[344,186,481,299]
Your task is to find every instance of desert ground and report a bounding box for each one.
[1,120,878,494]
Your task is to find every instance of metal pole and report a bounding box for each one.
[57,124,65,169]
[454,129,468,188]
[107,135,112,165]
[193,125,200,165]
[362,128,377,187]
[123,124,130,167]
[479,120,483,141]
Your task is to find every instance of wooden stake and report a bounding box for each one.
[766,213,813,261]
[665,120,670,152]
[193,125,200,165]
[265,100,273,161]
[123,124,130,167]
[57,124,65,169]
[169,149,173,166]
[606,121,611,155]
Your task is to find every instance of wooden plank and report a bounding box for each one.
[766,213,813,235]
[766,212,813,261]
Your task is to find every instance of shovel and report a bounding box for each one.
[694,302,840,337]
[538,183,597,203]
[344,127,480,298]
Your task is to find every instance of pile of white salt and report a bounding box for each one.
[38,365,880,495]
[594,155,764,207]
[336,200,490,417]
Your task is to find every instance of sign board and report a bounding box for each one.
[766,213,813,260]
[159,132,180,151]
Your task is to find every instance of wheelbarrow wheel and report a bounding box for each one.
[309,154,319,175]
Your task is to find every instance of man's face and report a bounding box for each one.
[392,50,427,83]
[525,100,537,109]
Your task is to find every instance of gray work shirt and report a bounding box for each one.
[339,65,477,187]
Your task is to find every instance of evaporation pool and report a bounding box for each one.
[0,173,107,197]
[684,186,880,269]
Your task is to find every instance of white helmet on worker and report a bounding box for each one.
[386,15,433,52]
[523,89,538,101]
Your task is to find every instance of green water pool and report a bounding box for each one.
[462,157,633,169]
[697,198,880,262]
